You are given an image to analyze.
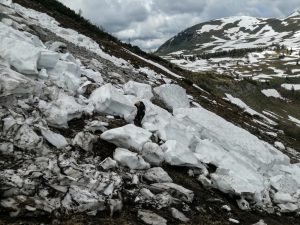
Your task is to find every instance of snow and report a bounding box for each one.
[224,94,276,125]
[82,68,103,84]
[0,0,12,7]
[89,83,136,120]
[154,84,190,110]
[281,83,300,91]
[288,115,300,127]
[261,89,283,99]
[100,124,152,152]
[113,148,150,170]
[14,4,129,68]
[123,80,153,100]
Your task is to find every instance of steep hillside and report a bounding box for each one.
[0,1,300,225]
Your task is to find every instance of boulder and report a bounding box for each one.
[113,148,150,170]
[99,157,117,170]
[170,208,190,222]
[101,124,152,152]
[72,132,98,152]
[138,210,167,225]
[143,167,173,183]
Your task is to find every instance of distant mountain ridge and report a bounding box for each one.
[156,11,300,56]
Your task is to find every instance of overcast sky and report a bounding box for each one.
[58,0,300,52]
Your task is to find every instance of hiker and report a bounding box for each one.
[134,101,145,127]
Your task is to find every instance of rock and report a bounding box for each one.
[236,198,250,210]
[99,157,117,170]
[113,148,150,170]
[141,142,164,166]
[47,41,67,53]
[84,120,108,133]
[151,183,194,202]
[197,175,212,187]
[123,80,153,100]
[138,210,167,225]
[40,128,68,149]
[109,199,123,217]
[154,84,189,110]
[170,208,190,222]
[89,83,135,120]
[37,50,59,69]
[101,124,152,152]
[14,124,43,150]
[143,167,173,183]
[72,131,98,151]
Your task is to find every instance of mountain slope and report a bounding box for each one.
[0,1,300,225]
[156,12,300,55]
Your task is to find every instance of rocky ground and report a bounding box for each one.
[0,1,299,225]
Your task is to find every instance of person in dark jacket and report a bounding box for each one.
[134,101,145,127]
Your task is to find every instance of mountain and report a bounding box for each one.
[0,1,300,225]
[156,12,300,55]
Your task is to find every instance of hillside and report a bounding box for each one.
[0,1,300,225]
[156,13,300,55]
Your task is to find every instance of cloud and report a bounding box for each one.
[58,0,300,52]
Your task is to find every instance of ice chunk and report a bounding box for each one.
[38,92,83,128]
[278,203,298,213]
[154,84,189,110]
[123,81,153,100]
[0,23,40,74]
[273,192,295,204]
[141,142,164,166]
[0,0,12,7]
[47,60,81,93]
[47,41,67,53]
[40,128,68,149]
[89,83,136,119]
[274,141,285,150]
[37,50,59,69]
[82,68,103,84]
[113,148,150,170]
[0,60,35,97]
[101,124,152,152]
[143,167,173,183]
[84,120,108,133]
[161,140,199,167]
[72,131,98,152]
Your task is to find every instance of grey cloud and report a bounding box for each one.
[58,0,300,52]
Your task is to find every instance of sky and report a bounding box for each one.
[58,0,300,52]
